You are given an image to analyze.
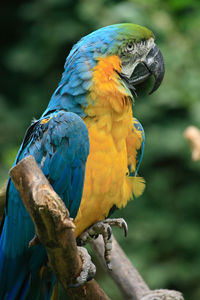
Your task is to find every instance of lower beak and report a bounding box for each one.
[129,44,165,94]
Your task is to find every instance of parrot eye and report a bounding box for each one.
[126,43,134,52]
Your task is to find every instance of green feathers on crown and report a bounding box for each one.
[117,23,154,42]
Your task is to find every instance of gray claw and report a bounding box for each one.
[104,218,128,237]
[122,220,128,237]
[107,226,112,240]
[77,218,128,270]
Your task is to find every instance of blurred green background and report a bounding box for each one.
[1,0,200,299]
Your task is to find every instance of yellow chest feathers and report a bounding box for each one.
[73,56,142,236]
[84,55,133,150]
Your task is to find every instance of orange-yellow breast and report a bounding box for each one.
[74,56,144,237]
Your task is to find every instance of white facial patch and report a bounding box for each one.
[134,37,154,57]
[121,37,155,78]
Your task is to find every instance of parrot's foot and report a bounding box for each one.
[68,246,96,288]
[29,236,95,288]
[77,218,128,270]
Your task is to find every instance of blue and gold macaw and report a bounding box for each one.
[0,23,164,299]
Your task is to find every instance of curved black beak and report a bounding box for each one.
[128,43,165,95]
[145,43,165,94]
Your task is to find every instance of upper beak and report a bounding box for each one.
[129,43,165,95]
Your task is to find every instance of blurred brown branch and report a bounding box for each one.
[0,155,184,300]
[184,126,200,161]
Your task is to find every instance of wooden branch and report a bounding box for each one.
[0,155,184,300]
[91,236,184,300]
[184,126,200,161]
[91,236,149,299]
[9,155,110,300]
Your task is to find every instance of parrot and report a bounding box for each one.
[42,23,164,238]
[0,23,164,300]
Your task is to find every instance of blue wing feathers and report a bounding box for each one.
[134,118,145,173]
[0,110,89,299]
[78,70,92,81]
[69,162,86,218]
[129,118,145,177]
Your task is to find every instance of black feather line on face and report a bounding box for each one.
[117,71,138,98]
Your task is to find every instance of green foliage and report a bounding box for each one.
[1,0,200,299]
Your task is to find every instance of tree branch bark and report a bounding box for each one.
[9,155,110,300]
[91,237,184,300]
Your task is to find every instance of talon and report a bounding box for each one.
[107,262,112,271]
[104,218,128,237]
[68,246,96,288]
[29,234,40,247]
[77,237,86,247]
[107,226,112,240]
[93,234,99,240]
[77,218,128,270]
[122,220,128,237]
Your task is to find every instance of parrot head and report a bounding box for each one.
[69,23,165,95]
[44,23,165,117]
[111,24,165,95]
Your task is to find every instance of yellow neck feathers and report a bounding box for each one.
[86,55,131,115]
[84,56,133,147]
